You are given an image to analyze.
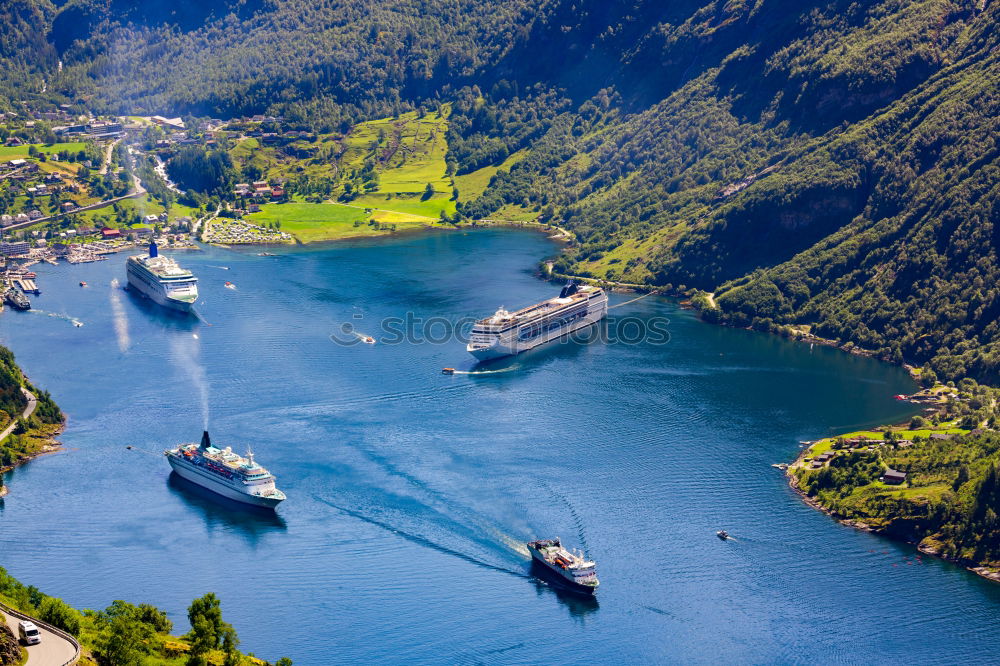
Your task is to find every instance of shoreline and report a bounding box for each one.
[0,423,66,498]
[784,422,1000,585]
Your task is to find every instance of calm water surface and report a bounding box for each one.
[1,230,998,664]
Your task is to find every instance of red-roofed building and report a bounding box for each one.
[101,227,121,239]
[271,187,284,198]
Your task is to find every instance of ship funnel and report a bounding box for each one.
[149,240,159,258]
[200,430,211,449]
[559,281,577,298]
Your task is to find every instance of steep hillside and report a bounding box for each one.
[47,0,551,121]
[463,0,999,382]
[4,0,1000,382]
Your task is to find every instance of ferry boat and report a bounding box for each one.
[165,431,286,509]
[527,538,599,594]
[126,241,198,313]
[467,282,607,361]
[3,287,30,311]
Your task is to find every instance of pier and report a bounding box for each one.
[13,278,39,294]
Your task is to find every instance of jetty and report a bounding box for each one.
[12,278,39,294]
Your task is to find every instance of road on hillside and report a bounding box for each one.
[1,607,77,666]
[0,388,37,442]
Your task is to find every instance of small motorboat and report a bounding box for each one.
[717,530,729,540]
[224,281,236,289]
[79,281,87,287]
[362,336,375,344]
[257,252,276,257]
[442,367,455,375]
[893,394,909,401]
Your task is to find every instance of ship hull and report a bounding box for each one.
[167,456,283,508]
[126,263,196,314]
[528,548,599,595]
[468,297,607,361]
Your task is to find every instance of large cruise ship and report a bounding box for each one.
[126,241,198,313]
[165,431,286,508]
[527,538,600,594]
[467,282,608,361]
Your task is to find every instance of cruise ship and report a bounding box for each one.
[126,241,198,313]
[165,431,286,508]
[527,538,600,594]
[467,282,608,361]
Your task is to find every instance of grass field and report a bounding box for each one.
[340,109,453,197]
[246,202,436,242]
[351,193,455,219]
[0,142,86,159]
[453,149,526,201]
[234,110,460,239]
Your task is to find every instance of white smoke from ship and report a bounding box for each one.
[169,332,209,430]
[109,278,130,352]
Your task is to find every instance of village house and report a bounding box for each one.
[271,186,285,199]
[14,213,29,223]
[28,210,42,220]
[0,215,12,226]
[151,115,185,131]
[101,227,122,239]
[883,469,907,485]
[61,201,77,212]
[132,226,153,237]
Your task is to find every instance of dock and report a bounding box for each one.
[12,278,39,294]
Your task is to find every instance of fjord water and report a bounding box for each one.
[1,230,998,664]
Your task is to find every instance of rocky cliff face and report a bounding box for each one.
[0,624,22,666]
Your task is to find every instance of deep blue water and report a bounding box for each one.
[1,230,999,664]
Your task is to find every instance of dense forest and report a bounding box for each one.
[0,345,62,471]
[1,0,999,385]
[0,566,292,665]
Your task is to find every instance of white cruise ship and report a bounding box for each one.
[467,282,608,361]
[165,431,286,508]
[126,241,198,313]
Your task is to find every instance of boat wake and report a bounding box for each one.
[448,365,520,375]
[309,438,537,577]
[208,265,231,270]
[27,309,84,328]
[313,496,530,579]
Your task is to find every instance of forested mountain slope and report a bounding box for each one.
[6,0,1000,382]
[48,0,551,123]
[463,0,999,382]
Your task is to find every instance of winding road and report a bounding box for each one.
[0,389,79,664]
[1,605,78,666]
[0,388,36,442]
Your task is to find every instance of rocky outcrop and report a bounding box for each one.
[0,624,21,666]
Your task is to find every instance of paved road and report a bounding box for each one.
[0,388,37,442]
[1,607,78,666]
